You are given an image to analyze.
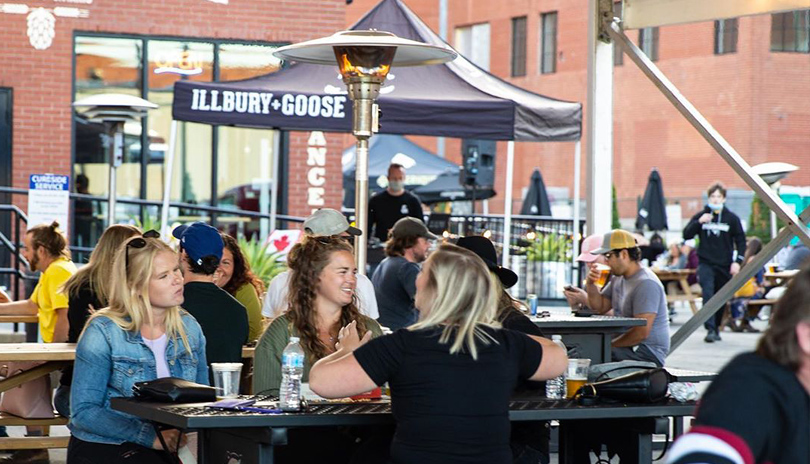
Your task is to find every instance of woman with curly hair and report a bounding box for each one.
[253,234,382,395]
[216,233,265,341]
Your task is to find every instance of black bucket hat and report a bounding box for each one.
[456,236,519,289]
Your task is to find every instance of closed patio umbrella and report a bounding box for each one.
[636,168,668,231]
[520,169,552,216]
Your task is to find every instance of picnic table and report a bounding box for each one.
[112,394,698,464]
[0,343,256,450]
[653,268,699,314]
[763,269,798,288]
[533,313,646,364]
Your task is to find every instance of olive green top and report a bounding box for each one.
[253,313,383,395]
[234,283,263,342]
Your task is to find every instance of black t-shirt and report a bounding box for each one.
[371,256,420,330]
[61,282,101,386]
[354,326,544,464]
[671,352,810,464]
[182,281,248,366]
[368,190,423,242]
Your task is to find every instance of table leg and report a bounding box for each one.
[678,278,698,314]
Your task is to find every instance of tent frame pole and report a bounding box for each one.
[502,141,515,268]
[269,130,280,234]
[606,20,810,352]
[572,141,582,280]
[160,120,178,239]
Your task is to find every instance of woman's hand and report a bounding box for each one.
[335,320,372,353]
[153,429,186,451]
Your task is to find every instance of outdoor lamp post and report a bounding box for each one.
[274,30,456,273]
[72,94,157,227]
[753,162,799,240]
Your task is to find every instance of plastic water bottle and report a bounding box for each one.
[545,335,567,399]
[279,336,305,411]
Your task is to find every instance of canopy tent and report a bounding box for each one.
[164,0,582,269]
[342,134,459,208]
[414,172,496,205]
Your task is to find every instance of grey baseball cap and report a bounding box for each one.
[303,208,361,237]
[391,217,438,240]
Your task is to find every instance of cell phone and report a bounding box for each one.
[563,285,576,291]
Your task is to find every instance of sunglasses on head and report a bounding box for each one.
[125,230,160,269]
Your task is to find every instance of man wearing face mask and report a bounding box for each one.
[683,182,746,343]
[367,163,424,242]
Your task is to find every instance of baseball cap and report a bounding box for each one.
[172,222,223,265]
[590,229,638,255]
[456,236,518,288]
[303,208,361,237]
[390,217,438,240]
[576,233,605,263]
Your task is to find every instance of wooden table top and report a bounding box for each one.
[764,269,799,279]
[0,315,38,324]
[652,268,695,278]
[0,343,256,361]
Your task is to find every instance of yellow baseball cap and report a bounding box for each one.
[590,229,638,255]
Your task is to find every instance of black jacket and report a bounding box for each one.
[683,205,746,268]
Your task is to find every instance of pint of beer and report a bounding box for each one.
[566,358,591,399]
[594,264,611,288]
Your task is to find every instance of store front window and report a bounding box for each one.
[72,34,283,245]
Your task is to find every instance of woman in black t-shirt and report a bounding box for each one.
[310,244,568,464]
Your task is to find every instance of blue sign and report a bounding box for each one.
[29,174,69,191]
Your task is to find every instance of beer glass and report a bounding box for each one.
[594,264,611,288]
[566,358,591,399]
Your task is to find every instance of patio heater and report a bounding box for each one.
[752,162,799,240]
[72,94,157,227]
[274,30,456,273]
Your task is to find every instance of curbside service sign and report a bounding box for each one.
[28,174,70,236]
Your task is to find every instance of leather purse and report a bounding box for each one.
[133,377,217,403]
[0,361,56,419]
[576,368,671,404]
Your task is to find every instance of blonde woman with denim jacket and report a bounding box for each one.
[68,232,208,463]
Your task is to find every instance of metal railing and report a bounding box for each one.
[440,214,586,301]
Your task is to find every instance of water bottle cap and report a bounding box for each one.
[289,336,300,343]
[552,335,562,341]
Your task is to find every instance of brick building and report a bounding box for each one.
[347,0,810,224]
[0,0,347,248]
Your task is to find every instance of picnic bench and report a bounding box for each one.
[653,269,699,314]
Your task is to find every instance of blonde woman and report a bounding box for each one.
[68,232,207,463]
[55,224,141,418]
[310,244,568,464]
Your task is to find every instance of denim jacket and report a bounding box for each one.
[68,312,208,448]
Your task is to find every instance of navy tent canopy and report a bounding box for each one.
[170,0,582,142]
[636,168,668,231]
[414,172,496,204]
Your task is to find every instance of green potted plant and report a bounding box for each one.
[238,236,287,288]
[522,232,573,299]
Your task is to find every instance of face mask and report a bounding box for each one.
[388,180,404,192]
[708,203,723,213]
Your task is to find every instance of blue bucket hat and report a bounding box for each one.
[172,222,223,265]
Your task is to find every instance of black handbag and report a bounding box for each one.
[133,377,217,403]
[576,368,671,404]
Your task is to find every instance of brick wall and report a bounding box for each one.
[0,0,346,217]
[347,0,810,221]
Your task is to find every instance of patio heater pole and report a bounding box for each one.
[572,141,581,280]
[107,122,123,226]
[160,120,178,239]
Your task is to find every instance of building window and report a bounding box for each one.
[771,10,810,53]
[511,16,527,77]
[614,2,623,65]
[455,23,491,70]
[73,34,282,244]
[540,12,557,74]
[714,18,738,54]
[638,27,659,61]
